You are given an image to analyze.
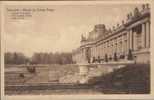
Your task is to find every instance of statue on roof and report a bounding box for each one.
[108,28,112,32]
[142,4,145,10]
[112,26,115,31]
[81,34,86,42]
[134,7,140,17]
[127,14,130,20]
[122,20,125,25]
[117,23,120,27]
[146,3,149,9]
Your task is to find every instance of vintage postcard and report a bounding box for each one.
[0,0,154,100]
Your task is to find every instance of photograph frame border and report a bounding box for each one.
[1,0,154,100]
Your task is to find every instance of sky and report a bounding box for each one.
[4,4,142,57]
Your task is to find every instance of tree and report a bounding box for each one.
[105,54,108,62]
[5,52,14,64]
[13,52,18,64]
[92,57,96,63]
[127,49,133,60]
[98,56,101,63]
[31,52,73,64]
[27,66,36,73]
[5,52,28,65]
[114,52,118,61]
[19,73,25,78]
[109,56,112,61]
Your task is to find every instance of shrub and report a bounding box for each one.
[109,57,112,61]
[27,66,36,73]
[92,57,96,63]
[19,73,24,78]
[105,54,108,62]
[97,56,101,63]
[127,49,133,60]
[114,52,118,61]
[120,55,125,59]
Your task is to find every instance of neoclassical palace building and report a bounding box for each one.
[72,4,150,64]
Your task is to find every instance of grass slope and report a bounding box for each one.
[89,64,150,94]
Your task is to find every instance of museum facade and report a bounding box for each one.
[72,4,150,64]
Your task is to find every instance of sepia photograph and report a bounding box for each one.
[0,0,153,98]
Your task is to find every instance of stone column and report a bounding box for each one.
[121,35,124,55]
[82,49,85,63]
[100,45,102,57]
[98,46,100,57]
[79,51,80,63]
[125,40,127,55]
[99,45,101,57]
[93,47,94,58]
[124,34,127,55]
[118,38,121,55]
[107,42,109,56]
[105,42,107,55]
[133,32,137,50]
[102,43,104,57]
[146,21,150,48]
[99,45,100,57]
[94,46,97,57]
[115,38,117,53]
[97,46,99,57]
[129,29,133,50]
[95,46,97,57]
[106,41,108,56]
[93,47,95,57]
[113,39,115,54]
[80,50,82,63]
[104,43,106,56]
[118,37,120,55]
[96,46,98,58]
[99,46,100,57]
[116,38,118,55]
[126,32,129,53]
[113,40,114,55]
[102,45,103,57]
[141,23,146,48]
[108,41,111,56]
[119,41,122,55]
[91,48,92,58]
[106,42,108,55]
[83,49,85,63]
[84,49,86,63]
[111,40,113,56]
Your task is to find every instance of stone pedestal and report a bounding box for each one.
[79,65,89,76]
[78,65,89,84]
